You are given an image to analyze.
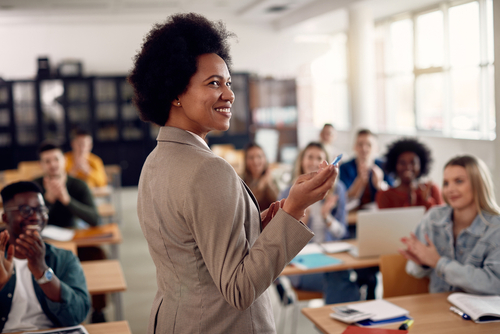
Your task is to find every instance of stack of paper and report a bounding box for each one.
[330,300,411,327]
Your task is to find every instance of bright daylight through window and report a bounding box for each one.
[375,0,495,139]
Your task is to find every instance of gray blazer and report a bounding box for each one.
[138,127,313,334]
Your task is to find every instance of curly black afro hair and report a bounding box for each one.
[384,138,433,179]
[127,13,235,126]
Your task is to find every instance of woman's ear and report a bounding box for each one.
[171,99,181,107]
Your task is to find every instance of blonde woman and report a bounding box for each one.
[400,155,500,294]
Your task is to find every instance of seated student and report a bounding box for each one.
[376,138,443,210]
[65,128,108,188]
[33,142,106,323]
[242,143,279,212]
[340,129,394,300]
[0,181,90,332]
[319,123,348,162]
[33,142,99,229]
[279,142,360,304]
[401,155,500,294]
[340,129,394,209]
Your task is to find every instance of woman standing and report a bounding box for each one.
[376,138,443,210]
[128,13,339,333]
[400,155,500,294]
[279,142,360,304]
[242,143,279,212]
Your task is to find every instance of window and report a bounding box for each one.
[376,0,494,139]
[310,33,350,130]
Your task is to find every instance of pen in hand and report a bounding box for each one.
[450,306,471,320]
[331,154,343,166]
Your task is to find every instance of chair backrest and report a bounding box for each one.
[379,253,429,298]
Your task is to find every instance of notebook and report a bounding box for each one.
[448,293,500,323]
[350,207,425,258]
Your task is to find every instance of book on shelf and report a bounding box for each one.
[448,292,500,323]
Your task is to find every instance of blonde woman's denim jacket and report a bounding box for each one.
[406,205,500,295]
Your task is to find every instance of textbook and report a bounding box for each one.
[290,253,342,270]
[448,293,500,323]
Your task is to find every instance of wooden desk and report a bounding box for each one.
[82,260,127,321]
[280,240,379,276]
[91,185,113,198]
[97,202,116,223]
[85,321,131,334]
[347,212,357,226]
[302,292,500,334]
[73,222,122,259]
[10,321,131,334]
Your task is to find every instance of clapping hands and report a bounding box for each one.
[0,230,14,290]
[399,232,440,268]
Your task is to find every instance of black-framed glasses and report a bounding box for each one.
[4,205,49,218]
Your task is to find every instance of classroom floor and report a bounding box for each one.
[112,187,379,334]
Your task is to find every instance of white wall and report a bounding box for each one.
[0,12,330,80]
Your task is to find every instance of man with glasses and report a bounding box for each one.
[0,181,90,332]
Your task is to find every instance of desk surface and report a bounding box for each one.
[280,240,379,276]
[9,321,131,334]
[81,259,127,295]
[72,222,122,247]
[302,292,500,334]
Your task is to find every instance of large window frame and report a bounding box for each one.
[375,0,495,140]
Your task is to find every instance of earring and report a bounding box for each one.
[177,102,180,106]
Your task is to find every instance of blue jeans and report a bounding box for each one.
[290,270,360,304]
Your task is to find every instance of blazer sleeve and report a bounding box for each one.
[183,157,313,311]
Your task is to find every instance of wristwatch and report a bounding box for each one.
[36,268,54,285]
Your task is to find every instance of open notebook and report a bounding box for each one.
[448,293,500,323]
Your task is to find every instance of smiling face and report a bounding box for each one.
[442,165,475,212]
[246,146,267,179]
[2,192,48,259]
[171,53,235,138]
[302,146,327,174]
[396,151,421,184]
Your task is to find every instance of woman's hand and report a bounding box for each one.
[0,230,14,291]
[261,199,285,230]
[283,161,338,221]
[399,233,440,268]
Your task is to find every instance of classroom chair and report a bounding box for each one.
[379,253,429,298]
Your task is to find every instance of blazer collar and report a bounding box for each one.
[157,126,211,153]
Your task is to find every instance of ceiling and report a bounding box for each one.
[0,0,443,32]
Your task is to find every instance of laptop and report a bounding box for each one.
[350,206,426,258]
